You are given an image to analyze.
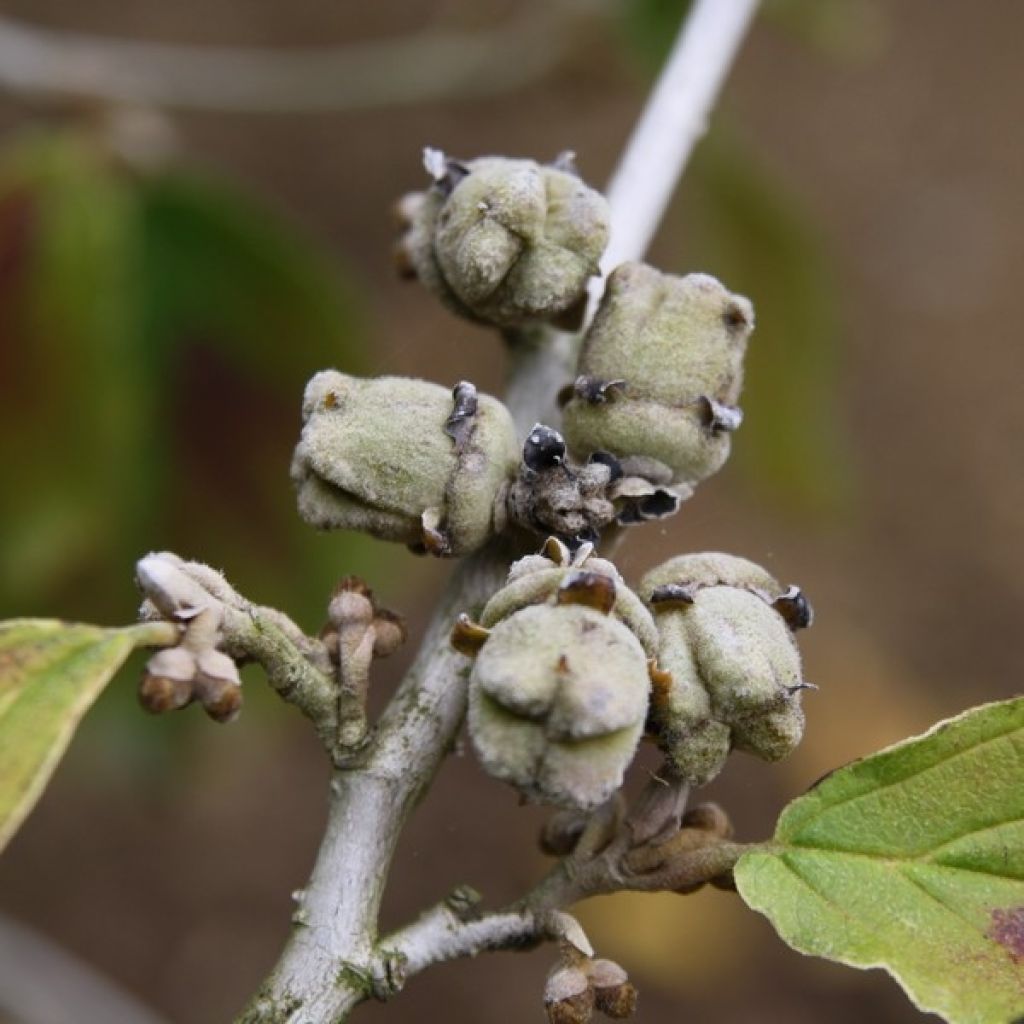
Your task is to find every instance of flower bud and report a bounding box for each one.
[139,612,243,724]
[139,647,194,713]
[545,964,594,1024]
[397,150,610,328]
[588,959,637,1019]
[640,553,812,782]
[561,262,754,490]
[194,648,243,723]
[292,373,519,556]
[455,543,658,809]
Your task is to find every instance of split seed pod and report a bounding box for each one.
[292,373,519,556]
[396,150,610,328]
[452,539,658,810]
[561,262,755,490]
[505,424,682,547]
[639,552,812,785]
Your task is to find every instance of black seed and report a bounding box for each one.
[523,424,566,471]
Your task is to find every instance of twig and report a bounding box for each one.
[136,553,340,748]
[376,834,748,988]
[595,0,761,301]
[240,2,760,1019]
[0,6,590,114]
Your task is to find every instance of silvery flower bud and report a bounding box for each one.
[544,963,594,1024]
[588,959,637,1019]
[396,150,610,328]
[139,629,243,724]
[561,262,754,489]
[139,646,194,713]
[640,553,812,783]
[193,648,243,723]
[292,373,519,556]
[453,540,658,810]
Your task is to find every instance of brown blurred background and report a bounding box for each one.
[1,1,1022,1021]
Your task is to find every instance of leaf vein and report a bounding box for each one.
[785,722,1023,836]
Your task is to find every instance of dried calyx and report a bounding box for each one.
[396,148,610,328]
[139,602,242,723]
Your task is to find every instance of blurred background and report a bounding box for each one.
[0,1,1021,1021]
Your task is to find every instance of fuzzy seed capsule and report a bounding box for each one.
[561,262,754,490]
[397,151,610,328]
[640,553,811,784]
[455,542,658,810]
[292,372,519,556]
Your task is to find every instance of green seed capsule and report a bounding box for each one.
[640,553,811,784]
[454,540,658,810]
[397,150,610,328]
[292,372,519,556]
[561,262,754,489]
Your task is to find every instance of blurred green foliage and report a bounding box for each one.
[618,0,863,516]
[687,132,854,516]
[0,130,384,632]
[0,129,398,764]
[619,0,694,68]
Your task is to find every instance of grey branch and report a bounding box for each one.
[0,6,592,113]
[239,1,761,1019]
[593,0,761,309]
[376,824,747,990]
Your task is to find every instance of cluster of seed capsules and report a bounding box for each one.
[452,539,811,808]
[292,150,813,807]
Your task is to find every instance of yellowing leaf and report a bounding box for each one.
[0,618,172,852]
[736,697,1024,1024]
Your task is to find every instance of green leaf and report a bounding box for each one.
[735,697,1024,1024]
[619,0,693,69]
[137,168,366,389]
[0,618,170,852]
